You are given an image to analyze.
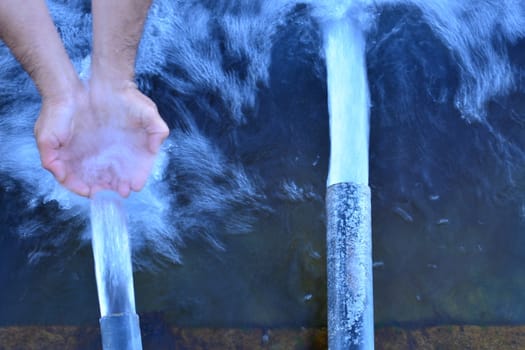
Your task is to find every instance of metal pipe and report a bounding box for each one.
[100,313,143,350]
[326,183,373,349]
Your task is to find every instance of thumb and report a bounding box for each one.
[35,132,67,182]
[139,104,169,153]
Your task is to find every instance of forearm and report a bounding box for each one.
[91,0,152,83]
[0,0,81,100]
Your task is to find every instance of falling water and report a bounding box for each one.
[323,15,369,186]
[91,191,142,349]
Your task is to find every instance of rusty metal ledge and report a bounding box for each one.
[1,325,525,349]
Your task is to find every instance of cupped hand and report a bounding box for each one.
[34,80,169,198]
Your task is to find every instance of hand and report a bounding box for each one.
[34,80,169,198]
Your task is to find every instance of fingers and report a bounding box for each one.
[35,129,89,197]
[90,169,120,198]
[87,176,132,199]
[35,103,77,189]
[147,117,169,153]
[135,99,169,153]
[130,176,147,193]
[111,176,131,198]
[36,134,67,182]
[117,179,131,198]
[62,173,90,197]
[44,158,67,183]
[42,153,90,198]
[129,158,155,193]
[148,128,169,153]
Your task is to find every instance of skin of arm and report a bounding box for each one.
[0,0,82,100]
[91,0,153,83]
[0,0,169,198]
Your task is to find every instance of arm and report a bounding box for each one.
[0,0,86,191]
[0,0,82,100]
[91,0,153,83]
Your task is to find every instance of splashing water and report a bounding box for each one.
[376,0,525,122]
[0,0,524,331]
[0,0,521,269]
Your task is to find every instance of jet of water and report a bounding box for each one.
[91,191,142,349]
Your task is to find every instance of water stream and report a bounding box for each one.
[324,14,369,187]
[91,191,142,349]
[91,192,136,317]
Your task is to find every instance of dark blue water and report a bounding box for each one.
[0,1,524,329]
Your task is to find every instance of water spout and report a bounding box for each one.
[91,191,143,350]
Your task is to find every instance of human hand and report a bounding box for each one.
[34,80,169,198]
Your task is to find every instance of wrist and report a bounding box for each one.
[42,79,86,106]
[40,72,84,106]
[90,53,135,84]
[87,74,138,116]
[41,76,83,103]
[88,71,137,95]
[90,0,151,84]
